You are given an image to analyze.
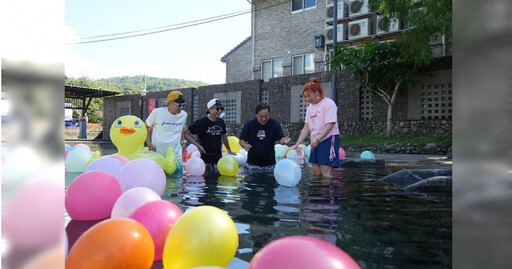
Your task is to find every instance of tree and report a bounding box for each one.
[331,0,452,137]
[369,0,452,67]
[331,40,420,137]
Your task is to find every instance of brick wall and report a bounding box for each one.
[252,0,327,78]
[103,69,452,140]
[223,38,253,83]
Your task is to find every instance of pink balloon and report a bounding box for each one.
[117,159,166,195]
[84,156,124,177]
[111,187,161,218]
[110,154,130,164]
[186,144,198,153]
[128,200,183,261]
[65,151,70,159]
[65,171,122,221]
[185,156,205,176]
[73,143,90,151]
[249,236,360,269]
[339,147,346,159]
[2,180,64,250]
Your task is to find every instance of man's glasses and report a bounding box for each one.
[214,106,223,111]
[173,102,186,108]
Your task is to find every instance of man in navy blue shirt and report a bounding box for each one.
[239,103,291,172]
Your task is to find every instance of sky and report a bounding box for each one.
[65,0,252,84]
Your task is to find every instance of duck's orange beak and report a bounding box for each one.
[120,126,136,134]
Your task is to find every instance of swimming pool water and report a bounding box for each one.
[66,144,452,268]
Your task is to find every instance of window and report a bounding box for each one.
[292,54,315,75]
[292,0,316,13]
[360,88,373,121]
[261,59,283,82]
[420,83,452,119]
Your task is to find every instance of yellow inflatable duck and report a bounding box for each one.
[109,115,177,174]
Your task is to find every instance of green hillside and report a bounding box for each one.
[98,75,209,94]
[65,76,208,123]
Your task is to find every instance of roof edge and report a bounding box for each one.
[220,36,252,62]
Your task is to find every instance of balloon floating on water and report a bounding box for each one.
[217,155,238,177]
[274,144,286,158]
[162,205,238,269]
[66,218,154,269]
[129,200,183,261]
[117,158,166,196]
[66,171,122,221]
[274,159,301,187]
[339,147,346,159]
[111,187,161,219]
[185,156,206,176]
[360,150,375,159]
[84,156,124,178]
[248,236,360,269]
[222,136,241,153]
[65,148,92,172]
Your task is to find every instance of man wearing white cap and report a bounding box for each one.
[184,98,234,166]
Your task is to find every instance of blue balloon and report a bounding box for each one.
[274,159,301,187]
[65,145,74,152]
[360,150,375,159]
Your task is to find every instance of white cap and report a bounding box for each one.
[207,98,222,109]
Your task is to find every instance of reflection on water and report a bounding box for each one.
[67,143,452,268]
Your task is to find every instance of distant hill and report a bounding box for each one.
[64,75,209,123]
[97,75,209,95]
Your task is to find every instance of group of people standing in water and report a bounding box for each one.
[144,77,340,178]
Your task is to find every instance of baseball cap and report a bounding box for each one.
[167,91,185,103]
[207,98,222,109]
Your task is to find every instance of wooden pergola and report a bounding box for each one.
[65,84,119,113]
[65,84,119,138]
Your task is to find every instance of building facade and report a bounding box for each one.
[103,0,452,141]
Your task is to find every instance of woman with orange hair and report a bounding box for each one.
[292,78,340,177]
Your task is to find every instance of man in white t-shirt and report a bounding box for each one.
[145,90,188,163]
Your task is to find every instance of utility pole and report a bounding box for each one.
[140,75,147,119]
[332,0,338,105]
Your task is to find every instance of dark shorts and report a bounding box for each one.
[309,135,340,167]
[244,163,275,173]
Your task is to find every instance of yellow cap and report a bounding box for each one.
[167,91,185,103]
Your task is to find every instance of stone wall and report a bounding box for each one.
[339,120,452,136]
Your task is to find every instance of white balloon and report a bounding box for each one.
[185,156,206,176]
[234,151,247,166]
[111,187,161,218]
[274,144,286,158]
[191,150,201,158]
[274,159,301,187]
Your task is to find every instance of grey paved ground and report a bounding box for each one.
[345,151,452,169]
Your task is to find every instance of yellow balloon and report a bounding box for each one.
[162,206,238,269]
[285,146,294,156]
[222,136,241,153]
[217,156,238,177]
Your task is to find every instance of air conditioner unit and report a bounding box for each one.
[348,18,370,39]
[325,24,345,44]
[376,15,400,34]
[349,0,369,17]
[326,2,346,23]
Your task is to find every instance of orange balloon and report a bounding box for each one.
[66,218,154,269]
[187,151,193,159]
